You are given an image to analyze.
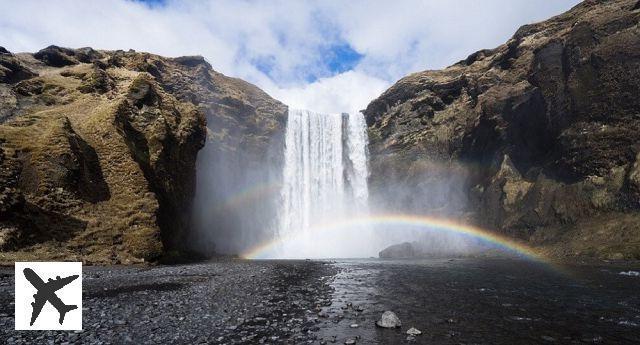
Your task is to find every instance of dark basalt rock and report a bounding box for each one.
[74,47,104,63]
[172,55,211,69]
[0,47,37,84]
[33,45,79,67]
[33,45,104,67]
[364,0,640,258]
[77,64,114,94]
[379,242,416,259]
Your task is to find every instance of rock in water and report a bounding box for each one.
[376,311,402,328]
[379,242,416,259]
[406,327,422,336]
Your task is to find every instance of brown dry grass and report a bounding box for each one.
[1,64,166,264]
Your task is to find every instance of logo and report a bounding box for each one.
[14,262,82,330]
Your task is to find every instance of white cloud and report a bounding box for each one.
[0,0,581,113]
[269,70,388,114]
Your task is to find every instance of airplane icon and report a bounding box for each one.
[23,268,79,326]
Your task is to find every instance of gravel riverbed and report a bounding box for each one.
[1,258,639,344]
[1,260,336,344]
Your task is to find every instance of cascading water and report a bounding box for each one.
[345,109,369,214]
[273,109,373,258]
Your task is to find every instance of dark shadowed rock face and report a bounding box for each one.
[0,47,37,85]
[364,0,640,259]
[0,46,285,264]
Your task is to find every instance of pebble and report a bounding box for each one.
[406,327,422,336]
[4,261,337,344]
[620,271,640,276]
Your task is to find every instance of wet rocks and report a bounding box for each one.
[376,311,402,328]
[0,260,337,344]
[620,271,640,277]
[406,327,422,336]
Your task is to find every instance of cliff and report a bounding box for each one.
[0,46,286,264]
[364,0,640,259]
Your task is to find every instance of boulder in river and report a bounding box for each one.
[378,237,489,259]
[376,311,402,328]
[379,242,416,259]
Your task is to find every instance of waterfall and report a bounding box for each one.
[345,110,369,215]
[280,109,346,238]
[275,109,370,258]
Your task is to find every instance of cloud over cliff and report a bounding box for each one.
[0,0,580,113]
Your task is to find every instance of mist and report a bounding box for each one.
[366,157,494,257]
[192,105,495,260]
[190,108,285,256]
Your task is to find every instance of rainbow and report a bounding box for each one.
[242,214,547,263]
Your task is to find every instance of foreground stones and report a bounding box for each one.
[326,258,640,343]
[0,260,336,344]
[4,258,634,344]
[406,327,422,336]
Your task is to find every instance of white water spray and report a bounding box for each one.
[345,109,369,214]
[274,109,373,258]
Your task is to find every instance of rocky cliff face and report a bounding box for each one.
[0,46,285,264]
[364,0,640,259]
[190,58,287,256]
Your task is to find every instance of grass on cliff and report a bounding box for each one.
[0,65,165,264]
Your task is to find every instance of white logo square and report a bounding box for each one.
[14,262,82,330]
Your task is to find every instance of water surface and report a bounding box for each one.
[317,258,640,344]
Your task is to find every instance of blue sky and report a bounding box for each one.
[0,0,581,112]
